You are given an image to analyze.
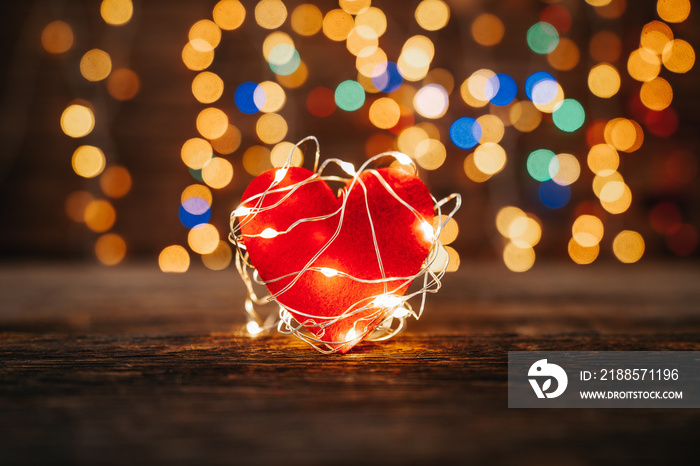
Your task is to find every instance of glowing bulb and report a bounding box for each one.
[273,168,288,183]
[395,152,413,165]
[371,294,403,309]
[340,161,356,176]
[419,221,435,242]
[233,206,252,217]
[345,328,359,341]
[392,307,411,318]
[320,267,338,277]
[260,228,279,238]
[246,321,263,336]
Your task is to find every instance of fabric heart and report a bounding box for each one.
[238,166,434,352]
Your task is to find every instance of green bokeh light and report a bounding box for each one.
[553,99,585,132]
[527,149,557,181]
[527,22,559,55]
[335,80,365,112]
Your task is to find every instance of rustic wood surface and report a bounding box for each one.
[1,262,700,465]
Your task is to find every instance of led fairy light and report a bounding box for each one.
[230,136,460,354]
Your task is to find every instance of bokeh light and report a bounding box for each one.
[588,63,621,98]
[192,71,224,103]
[369,97,401,129]
[80,49,112,82]
[202,241,233,270]
[291,4,322,36]
[213,0,246,30]
[527,22,559,55]
[450,117,482,149]
[84,199,116,233]
[662,39,695,73]
[100,166,132,198]
[486,74,517,107]
[211,124,242,155]
[323,9,353,41]
[106,68,140,100]
[188,223,220,254]
[553,99,585,132]
[61,104,95,138]
[181,138,213,170]
[335,80,365,111]
[471,13,504,46]
[41,21,73,54]
[95,233,127,266]
[189,20,221,52]
[414,84,448,119]
[72,145,106,179]
[255,0,287,30]
[159,245,190,273]
[256,113,288,144]
[613,230,645,263]
[640,77,673,111]
[196,107,228,139]
[415,0,450,32]
[657,0,691,23]
[473,143,506,176]
[100,0,133,26]
[202,157,234,189]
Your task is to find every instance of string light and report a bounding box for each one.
[230,137,460,353]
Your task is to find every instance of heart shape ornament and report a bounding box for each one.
[234,160,436,353]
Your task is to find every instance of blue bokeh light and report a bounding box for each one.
[450,117,482,149]
[539,180,571,209]
[525,71,558,104]
[372,61,403,93]
[486,73,517,107]
[235,82,262,114]
[179,197,211,228]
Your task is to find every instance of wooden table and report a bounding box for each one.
[1,262,699,464]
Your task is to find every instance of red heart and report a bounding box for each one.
[238,166,434,352]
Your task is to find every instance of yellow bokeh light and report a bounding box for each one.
[291,4,323,36]
[662,39,695,73]
[550,153,580,186]
[572,215,604,247]
[243,145,273,175]
[211,124,242,155]
[191,71,224,104]
[356,47,388,78]
[61,104,95,138]
[182,42,214,71]
[101,0,133,26]
[65,191,93,223]
[397,126,429,158]
[355,7,387,37]
[445,246,460,272]
[181,138,213,170]
[202,157,234,189]
[477,114,505,144]
[641,21,673,55]
[106,68,140,101]
[100,165,132,199]
[473,143,506,176]
[270,141,304,167]
[640,77,673,111]
[72,145,106,179]
[258,81,286,113]
[503,242,535,273]
[657,0,691,23]
[568,238,599,265]
[346,26,379,57]
[587,144,619,175]
[84,199,116,233]
[369,97,401,129]
[415,0,450,32]
[189,19,221,52]
[510,101,542,133]
[613,230,645,263]
[339,0,371,15]
[511,216,542,249]
[463,69,496,107]
[593,171,624,198]
[181,184,213,205]
[255,0,287,29]
[159,245,190,273]
[262,32,294,62]
[80,49,112,82]
[533,82,565,113]
[256,113,287,144]
[188,224,220,254]
[588,63,621,98]
[202,241,233,271]
[213,0,246,31]
[547,38,580,71]
[323,9,354,41]
[423,68,454,95]
[276,60,308,88]
[196,108,229,140]
[41,21,73,54]
[471,13,504,47]
[601,184,632,214]
[463,153,491,183]
[586,0,612,5]
[605,118,644,153]
[496,206,526,238]
[95,233,127,266]
[627,48,661,82]
[436,217,459,245]
[415,139,446,170]
[600,180,626,203]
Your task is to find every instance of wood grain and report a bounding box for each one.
[1,262,700,464]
